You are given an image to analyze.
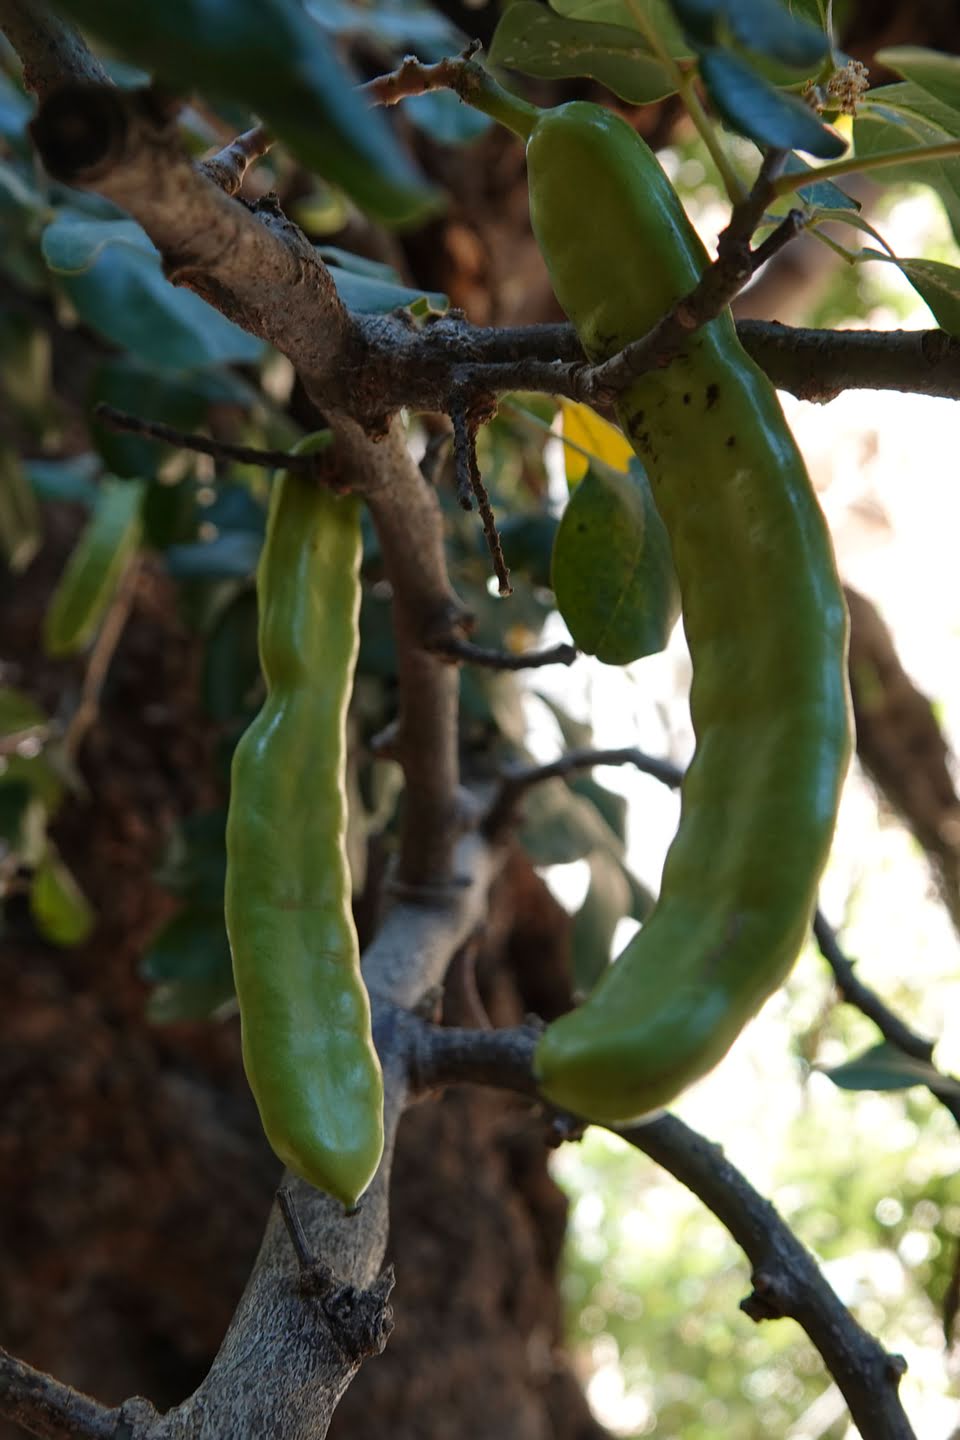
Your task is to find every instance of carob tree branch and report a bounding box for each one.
[403,1019,916,1440]
[813,912,960,1128]
[428,636,578,670]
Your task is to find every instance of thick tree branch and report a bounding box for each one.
[27,82,350,381]
[737,320,960,403]
[0,0,108,96]
[334,416,466,887]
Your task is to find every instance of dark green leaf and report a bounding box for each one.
[52,0,438,225]
[0,752,65,811]
[551,462,679,665]
[700,47,845,156]
[142,906,234,985]
[142,477,200,552]
[489,2,676,104]
[154,809,228,907]
[497,513,559,590]
[0,780,32,848]
[823,1041,960,1096]
[42,212,265,369]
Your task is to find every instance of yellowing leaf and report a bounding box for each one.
[561,400,633,486]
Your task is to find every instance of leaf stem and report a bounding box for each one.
[360,47,541,141]
[774,138,960,195]
[622,0,745,202]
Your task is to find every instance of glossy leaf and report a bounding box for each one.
[44,477,145,657]
[43,213,264,369]
[51,0,437,225]
[490,2,676,104]
[699,48,845,156]
[551,462,679,665]
[823,1041,960,1096]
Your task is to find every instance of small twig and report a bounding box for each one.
[580,150,802,403]
[484,744,682,838]
[62,557,141,763]
[198,123,273,195]
[429,636,577,671]
[450,394,511,597]
[359,43,540,141]
[276,1187,318,1272]
[450,404,476,511]
[719,148,788,256]
[748,208,807,269]
[813,911,960,1128]
[93,403,331,474]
